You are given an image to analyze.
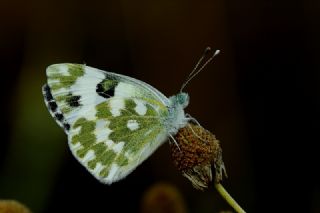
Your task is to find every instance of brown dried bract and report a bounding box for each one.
[170,123,227,190]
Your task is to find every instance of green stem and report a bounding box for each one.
[214,183,246,213]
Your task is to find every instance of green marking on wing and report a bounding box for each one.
[48,64,85,91]
[116,154,129,166]
[71,117,117,178]
[100,79,118,90]
[96,102,113,118]
[99,168,109,178]
[69,97,168,180]
[54,93,78,114]
[96,99,163,154]
[46,64,87,116]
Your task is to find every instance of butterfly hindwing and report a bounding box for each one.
[43,63,170,183]
[68,97,168,183]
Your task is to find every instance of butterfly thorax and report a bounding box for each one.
[165,92,190,135]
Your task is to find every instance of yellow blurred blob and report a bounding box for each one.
[141,182,187,213]
[0,200,32,213]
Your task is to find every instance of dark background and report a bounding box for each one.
[0,0,319,212]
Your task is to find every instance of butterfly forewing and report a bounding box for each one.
[43,63,170,183]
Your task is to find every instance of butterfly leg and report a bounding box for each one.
[169,134,181,151]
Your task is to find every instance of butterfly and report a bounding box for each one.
[42,48,220,184]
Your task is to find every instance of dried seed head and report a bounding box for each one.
[170,123,227,190]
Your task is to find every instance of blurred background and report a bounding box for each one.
[0,0,319,212]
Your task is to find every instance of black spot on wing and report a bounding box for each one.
[99,85,115,98]
[66,95,81,107]
[55,113,64,121]
[96,84,105,96]
[64,123,70,131]
[43,84,58,112]
[43,84,70,132]
[43,84,53,101]
[49,101,58,112]
[105,87,115,97]
[96,79,118,99]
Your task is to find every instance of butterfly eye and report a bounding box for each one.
[177,92,189,108]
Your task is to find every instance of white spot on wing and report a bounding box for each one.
[92,162,104,175]
[114,82,136,97]
[124,151,131,158]
[59,64,69,74]
[69,142,82,152]
[69,66,106,120]
[127,120,139,131]
[113,142,124,153]
[84,108,97,121]
[134,100,147,115]
[96,119,109,129]
[82,150,96,164]
[104,140,113,148]
[95,119,112,141]
[109,99,124,116]
[104,140,125,153]
[50,87,68,96]
[47,64,69,76]
[105,163,119,182]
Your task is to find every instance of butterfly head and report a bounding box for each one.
[174,92,189,109]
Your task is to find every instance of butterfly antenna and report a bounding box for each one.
[188,47,211,78]
[180,47,220,92]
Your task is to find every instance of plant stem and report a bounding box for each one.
[214,183,246,213]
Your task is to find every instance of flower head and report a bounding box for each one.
[170,123,227,190]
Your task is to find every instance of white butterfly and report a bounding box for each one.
[42,48,219,184]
